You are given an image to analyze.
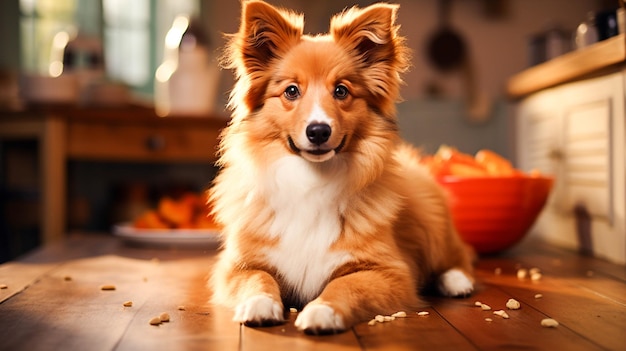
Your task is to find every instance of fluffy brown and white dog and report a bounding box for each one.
[209,0,474,334]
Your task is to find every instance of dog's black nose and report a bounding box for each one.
[306,123,331,145]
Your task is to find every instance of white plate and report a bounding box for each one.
[113,223,221,247]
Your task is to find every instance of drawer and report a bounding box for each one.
[562,98,612,220]
[67,121,221,162]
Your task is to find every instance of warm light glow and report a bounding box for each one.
[52,31,70,49]
[48,31,70,77]
[48,61,64,77]
[155,60,177,82]
[165,15,190,50]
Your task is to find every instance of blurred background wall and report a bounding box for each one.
[0,0,614,158]
[0,0,615,241]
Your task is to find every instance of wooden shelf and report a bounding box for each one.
[1,105,229,163]
[507,34,626,99]
[1,104,229,126]
[0,105,229,245]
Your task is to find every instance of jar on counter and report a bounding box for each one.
[155,15,219,117]
[574,12,599,49]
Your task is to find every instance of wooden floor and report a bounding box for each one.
[0,233,624,351]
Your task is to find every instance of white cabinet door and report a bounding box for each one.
[516,72,625,264]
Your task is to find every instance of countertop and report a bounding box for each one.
[507,34,626,98]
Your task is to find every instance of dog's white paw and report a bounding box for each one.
[438,268,474,297]
[233,294,284,327]
[295,304,345,335]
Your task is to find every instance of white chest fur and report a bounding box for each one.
[261,156,352,303]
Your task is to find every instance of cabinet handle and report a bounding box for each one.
[145,135,166,151]
[548,149,564,161]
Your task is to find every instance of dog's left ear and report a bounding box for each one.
[330,4,409,113]
[236,1,303,74]
[330,3,406,68]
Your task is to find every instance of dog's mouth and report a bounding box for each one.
[287,135,347,162]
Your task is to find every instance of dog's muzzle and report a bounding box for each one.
[287,129,346,162]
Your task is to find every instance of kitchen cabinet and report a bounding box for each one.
[509,35,626,264]
[0,106,227,249]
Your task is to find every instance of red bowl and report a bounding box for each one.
[438,175,553,254]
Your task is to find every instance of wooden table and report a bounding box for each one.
[1,234,624,351]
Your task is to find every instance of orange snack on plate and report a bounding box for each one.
[194,213,219,229]
[134,210,170,229]
[158,196,194,226]
[180,192,203,209]
[132,191,219,230]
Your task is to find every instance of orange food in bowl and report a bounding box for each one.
[474,149,517,176]
[422,146,553,253]
[421,145,523,178]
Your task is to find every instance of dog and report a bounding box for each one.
[209,0,475,335]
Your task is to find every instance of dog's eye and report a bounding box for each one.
[284,85,300,100]
[334,84,349,100]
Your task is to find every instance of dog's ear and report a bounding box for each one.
[330,3,406,69]
[224,1,303,110]
[237,0,303,74]
[330,4,409,112]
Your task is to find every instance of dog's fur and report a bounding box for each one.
[209,0,474,334]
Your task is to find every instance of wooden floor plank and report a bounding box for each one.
[353,307,478,351]
[0,262,58,303]
[512,255,626,307]
[528,241,626,283]
[474,245,626,351]
[476,269,626,351]
[0,256,158,351]
[240,313,362,351]
[115,257,242,351]
[478,259,626,312]
[430,280,605,351]
[476,244,626,311]
[115,302,241,351]
[17,233,121,263]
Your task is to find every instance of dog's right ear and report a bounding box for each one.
[224,1,303,110]
[232,1,303,74]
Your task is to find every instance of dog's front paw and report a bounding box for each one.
[295,303,345,335]
[233,294,284,327]
[438,268,474,297]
